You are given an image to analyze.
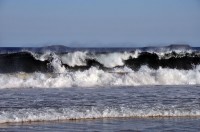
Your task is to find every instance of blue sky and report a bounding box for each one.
[0,0,199,47]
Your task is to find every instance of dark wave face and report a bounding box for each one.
[0,45,200,73]
[0,52,50,73]
[125,52,200,70]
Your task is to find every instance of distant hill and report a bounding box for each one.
[167,44,191,49]
[44,45,69,49]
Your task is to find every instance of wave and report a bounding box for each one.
[1,66,200,88]
[0,45,200,87]
[0,47,200,73]
[0,106,200,123]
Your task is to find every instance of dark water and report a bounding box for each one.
[0,86,200,131]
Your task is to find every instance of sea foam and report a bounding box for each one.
[0,66,200,89]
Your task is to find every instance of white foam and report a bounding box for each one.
[0,66,200,89]
[60,51,140,68]
[61,51,88,67]
[31,50,140,68]
[50,53,66,73]
[30,51,52,61]
[94,52,136,68]
[0,106,200,123]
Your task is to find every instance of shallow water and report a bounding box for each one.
[0,85,200,131]
[1,117,200,132]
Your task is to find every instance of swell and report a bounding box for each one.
[0,50,200,73]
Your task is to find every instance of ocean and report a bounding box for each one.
[0,45,200,131]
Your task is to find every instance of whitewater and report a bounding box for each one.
[1,66,200,88]
[0,45,200,131]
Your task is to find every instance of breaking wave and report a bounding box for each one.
[1,66,200,88]
[0,45,200,88]
[1,47,200,73]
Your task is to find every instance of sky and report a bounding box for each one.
[0,0,200,47]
